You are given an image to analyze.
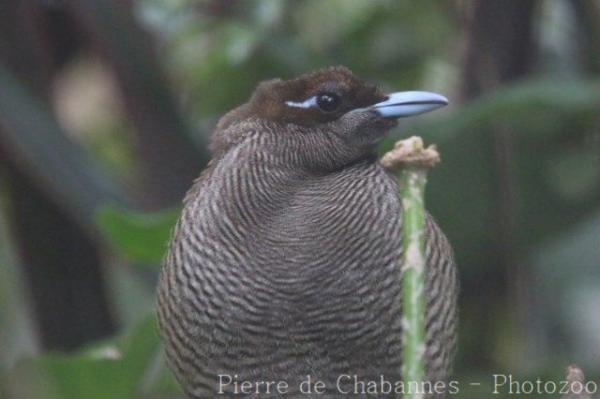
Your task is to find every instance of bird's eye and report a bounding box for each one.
[316,92,341,112]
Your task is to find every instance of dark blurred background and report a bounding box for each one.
[0,0,599,398]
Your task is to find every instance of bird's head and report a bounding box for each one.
[213,66,447,170]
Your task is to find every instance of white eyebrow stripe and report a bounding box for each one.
[285,96,317,109]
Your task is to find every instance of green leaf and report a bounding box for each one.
[95,204,180,264]
[6,317,167,399]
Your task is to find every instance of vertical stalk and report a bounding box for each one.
[381,136,439,399]
[400,168,427,399]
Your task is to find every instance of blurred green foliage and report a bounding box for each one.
[4,317,181,399]
[96,205,180,264]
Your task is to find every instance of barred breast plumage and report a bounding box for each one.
[157,67,458,398]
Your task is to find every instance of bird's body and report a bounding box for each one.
[157,67,457,398]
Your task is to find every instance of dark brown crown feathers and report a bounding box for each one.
[212,66,386,155]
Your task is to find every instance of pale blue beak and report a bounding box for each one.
[370,91,448,118]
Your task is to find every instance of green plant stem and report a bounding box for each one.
[382,137,439,398]
[400,167,428,399]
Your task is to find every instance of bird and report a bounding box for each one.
[157,66,458,398]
